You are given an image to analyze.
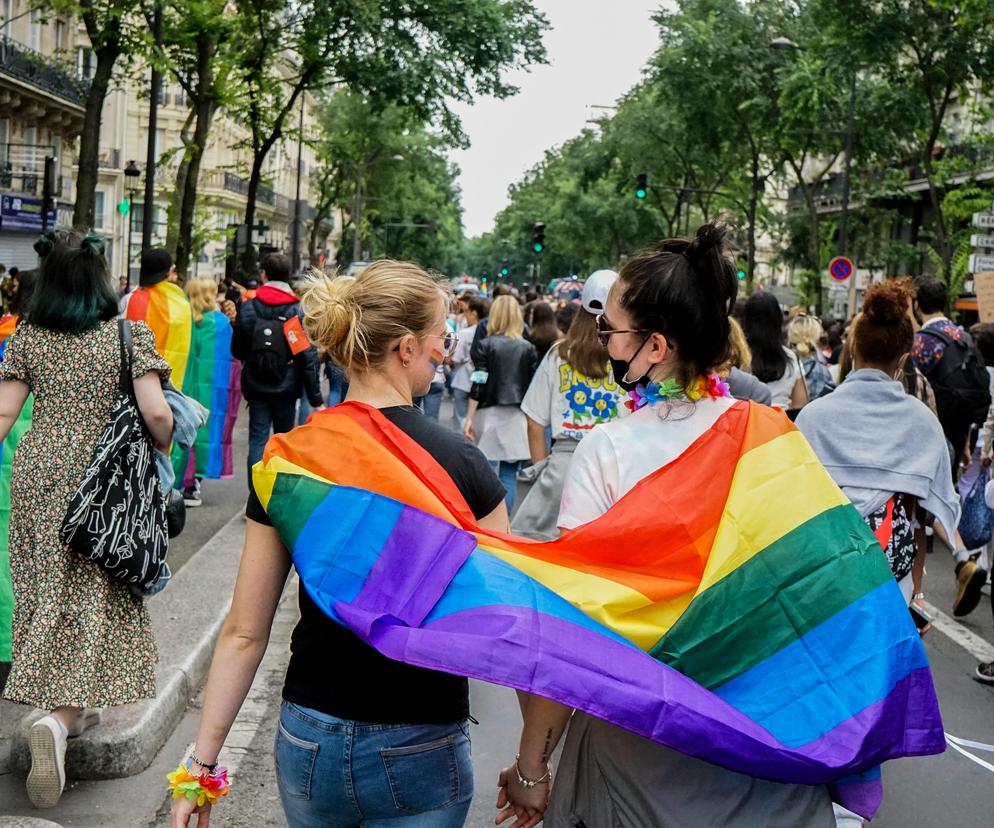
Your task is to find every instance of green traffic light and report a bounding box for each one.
[500,267,509,276]
[635,188,647,199]
[737,270,746,280]
[533,243,543,253]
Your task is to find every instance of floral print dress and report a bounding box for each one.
[0,319,169,709]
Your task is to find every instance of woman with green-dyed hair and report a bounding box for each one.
[0,229,174,808]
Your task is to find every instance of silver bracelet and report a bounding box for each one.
[514,755,551,788]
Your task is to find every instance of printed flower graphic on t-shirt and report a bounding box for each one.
[589,390,617,422]
[568,382,592,415]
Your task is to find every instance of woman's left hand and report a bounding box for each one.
[495,762,549,828]
[463,417,475,442]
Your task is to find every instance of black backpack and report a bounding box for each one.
[246,310,293,386]
[919,326,991,430]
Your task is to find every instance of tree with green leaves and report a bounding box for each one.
[159,0,236,273]
[813,0,994,281]
[229,0,547,275]
[41,0,143,230]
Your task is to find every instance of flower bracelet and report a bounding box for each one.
[167,759,231,807]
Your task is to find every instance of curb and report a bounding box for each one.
[9,512,246,780]
[0,819,65,827]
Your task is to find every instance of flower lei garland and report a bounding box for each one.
[625,372,730,412]
[167,761,231,807]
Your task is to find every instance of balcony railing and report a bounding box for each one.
[0,34,89,106]
[0,142,59,196]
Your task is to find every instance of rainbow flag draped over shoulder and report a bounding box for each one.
[173,309,241,484]
[253,401,944,818]
[125,281,193,390]
[0,315,32,662]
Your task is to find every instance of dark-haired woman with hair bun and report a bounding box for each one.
[0,229,173,808]
[500,222,836,828]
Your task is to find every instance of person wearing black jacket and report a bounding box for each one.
[231,253,323,486]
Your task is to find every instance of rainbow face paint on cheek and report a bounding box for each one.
[428,348,444,370]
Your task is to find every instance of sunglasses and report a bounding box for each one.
[596,314,649,348]
[425,330,459,357]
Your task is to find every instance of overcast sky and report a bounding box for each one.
[450,0,663,238]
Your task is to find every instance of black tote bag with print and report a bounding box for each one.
[60,319,168,592]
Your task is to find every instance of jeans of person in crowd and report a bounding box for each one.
[419,382,445,422]
[297,392,312,426]
[247,395,297,489]
[275,701,473,828]
[491,460,522,512]
[327,363,349,407]
[451,388,470,429]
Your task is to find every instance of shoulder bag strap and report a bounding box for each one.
[118,318,136,400]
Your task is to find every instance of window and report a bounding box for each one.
[1,0,10,39]
[29,9,40,51]
[54,19,67,51]
[174,86,187,108]
[93,190,106,230]
[77,48,94,82]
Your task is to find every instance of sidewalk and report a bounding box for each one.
[0,509,247,825]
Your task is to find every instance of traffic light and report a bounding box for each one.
[736,263,747,280]
[635,172,648,199]
[531,222,545,254]
[481,271,489,289]
[499,264,509,277]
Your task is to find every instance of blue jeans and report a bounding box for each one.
[492,460,522,512]
[297,393,312,426]
[415,383,445,422]
[451,389,469,429]
[275,701,473,828]
[327,363,349,406]
[247,395,297,489]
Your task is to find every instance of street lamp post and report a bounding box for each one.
[350,153,405,264]
[290,97,305,274]
[124,160,141,289]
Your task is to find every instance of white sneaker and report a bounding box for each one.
[26,715,67,808]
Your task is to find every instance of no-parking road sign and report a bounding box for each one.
[828,256,854,282]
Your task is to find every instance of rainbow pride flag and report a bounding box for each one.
[253,401,944,818]
[125,281,192,390]
[173,309,241,484]
[0,315,32,662]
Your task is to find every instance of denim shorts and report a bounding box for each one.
[275,700,474,828]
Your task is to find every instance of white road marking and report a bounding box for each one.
[921,600,994,663]
[945,734,994,773]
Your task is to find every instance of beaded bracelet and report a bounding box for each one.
[167,760,231,807]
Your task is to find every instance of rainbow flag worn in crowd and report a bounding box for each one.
[173,309,241,484]
[253,401,944,818]
[125,281,193,390]
[0,315,32,662]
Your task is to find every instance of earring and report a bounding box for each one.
[402,360,411,368]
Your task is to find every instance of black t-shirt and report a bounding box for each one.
[246,405,506,724]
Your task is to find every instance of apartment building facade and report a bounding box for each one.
[0,4,335,279]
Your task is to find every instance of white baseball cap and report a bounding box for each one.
[581,269,618,315]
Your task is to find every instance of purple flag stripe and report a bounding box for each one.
[336,603,940,792]
[352,504,476,626]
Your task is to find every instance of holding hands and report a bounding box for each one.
[496,756,551,828]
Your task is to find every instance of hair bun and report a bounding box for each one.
[861,280,911,324]
[686,221,728,263]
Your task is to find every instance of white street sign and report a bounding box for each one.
[969,254,994,273]
[973,213,994,228]
[971,234,994,248]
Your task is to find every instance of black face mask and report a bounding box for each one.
[610,336,652,392]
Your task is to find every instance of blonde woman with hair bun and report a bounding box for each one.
[787,314,835,399]
[172,259,508,828]
[463,295,538,511]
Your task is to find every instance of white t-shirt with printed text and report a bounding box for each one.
[520,345,628,442]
